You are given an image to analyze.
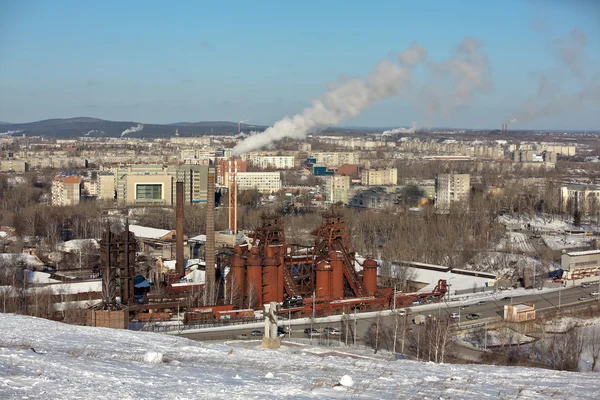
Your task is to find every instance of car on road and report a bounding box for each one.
[397,309,407,316]
[236,333,249,340]
[476,301,486,306]
[578,296,588,301]
[450,313,460,319]
[323,327,341,336]
[500,296,511,301]
[591,292,599,296]
[277,327,287,337]
[581,283,590,288]
[466,313,481,320]
[250,330,263,336]
[304,328,320,337]
[460,305,470,310]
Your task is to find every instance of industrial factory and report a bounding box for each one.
[87,161,447,329]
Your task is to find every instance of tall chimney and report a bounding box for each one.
[505,123,509,134]
[175,181,184,277]
[204,167,216,305]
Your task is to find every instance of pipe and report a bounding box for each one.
[175,181,184,278]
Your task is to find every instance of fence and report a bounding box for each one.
[135,317,264,333]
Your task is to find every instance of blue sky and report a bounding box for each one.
[0,0,599,129]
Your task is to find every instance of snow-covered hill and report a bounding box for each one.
[0,314,598,399]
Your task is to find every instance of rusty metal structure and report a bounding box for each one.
[98,221,137,309]
[204,166,216,306]
[224,213,448,316]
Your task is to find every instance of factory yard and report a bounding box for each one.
[2,313,600,399]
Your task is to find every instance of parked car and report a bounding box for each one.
[323,327,341,336]
[304,328,320,337]
[466,313,481,320]
[476,301,486,306]
[591,292,599,296]
[450,313,460,319]
[578,296,588,301]
[236,333,249,340]
[250,330,263,336]
[500,296,511,301]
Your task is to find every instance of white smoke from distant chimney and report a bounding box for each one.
[84,129,104,136]
[382,121,419,136]
[398,42,428,67]
[233,45,426,155]
[509,28,599,124]
[120,124,144,137]
[421,37,492,117]
[0,129,23,136]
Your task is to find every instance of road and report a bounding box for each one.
[180,286,600,343]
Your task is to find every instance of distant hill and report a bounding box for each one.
[0,118,268,138]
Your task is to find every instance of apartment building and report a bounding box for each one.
[0,159,27,172]
[248,155,294,169]
[235,172,281,193]
[328,175,351,204]
[560,182,600,215]
[97,172,116,200]
[217,158,248,186]
[51,172,82,206]
[361,168,397,186]
[435,173,470,212]
[312,152,360,166]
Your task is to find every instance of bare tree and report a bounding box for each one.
[586,328,600,371]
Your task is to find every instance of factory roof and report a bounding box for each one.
[129,225,174,240]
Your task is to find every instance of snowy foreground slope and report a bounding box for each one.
[1,314,599,400]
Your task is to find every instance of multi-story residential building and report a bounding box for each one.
[312,152,360,166]
[435,173,470,212]
[97,172,116,200]
[51,172,82,206]
[248,155,294,169]
[0,159,27,172]
[328,175,351,204]
[361,168,398,186]
[235,172,281,193]
[560,182,600,215]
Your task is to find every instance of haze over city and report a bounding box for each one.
[0,0,599,130]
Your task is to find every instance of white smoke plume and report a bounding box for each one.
[0,129,23,136]
[233,43,428,155]
[509,28,599,124]
[382,121,418,136]
[420,37,492,117]
[84,129,104,136]
[120,124,144,137]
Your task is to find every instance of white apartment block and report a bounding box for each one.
[361,168,397,186]
[235,172,281,193]
[560,183,600,215]
[97,172,116,200]
[249,155,294,169]
[435,173,470,212]
[312,152,360,166]
[328,175,350,204]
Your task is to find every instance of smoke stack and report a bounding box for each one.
[204,167,216,305]
[505,123,509,133]
[175,181,184,277]
[238,122,241,134]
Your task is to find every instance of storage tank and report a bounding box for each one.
[315,261,332,299]
[246,247,263,309]
[329,251,344,300]
[228,245,246,309]
[362,258,378,296]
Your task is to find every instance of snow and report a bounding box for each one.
[0,253,44,268]
[58,239,99,252]
[543,235,592,251]
[1,314,599,399]
[25,271,60,284]
[129,224,172,240]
